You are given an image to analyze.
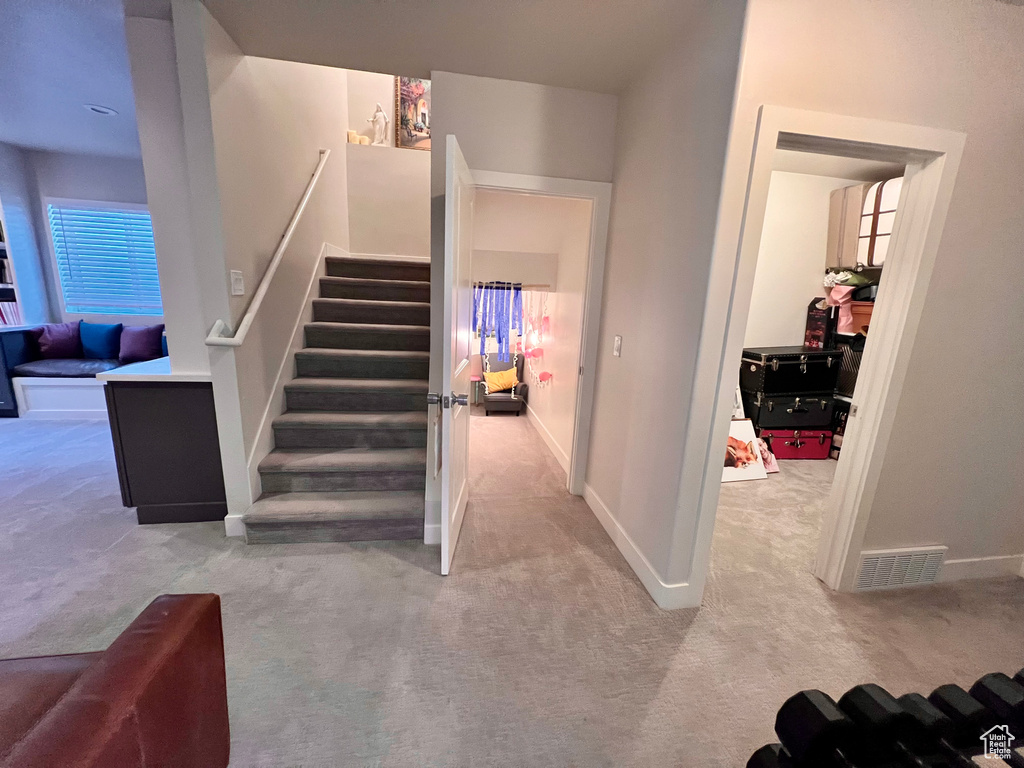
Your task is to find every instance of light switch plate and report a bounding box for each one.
[613,335,622,357]
[230,270,245,296]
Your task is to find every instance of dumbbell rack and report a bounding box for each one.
[749,666,1024,767]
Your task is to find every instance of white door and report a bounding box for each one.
[440,135,475,575]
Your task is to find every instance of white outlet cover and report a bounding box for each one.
[613,335,622,357]
[230,270,245,296]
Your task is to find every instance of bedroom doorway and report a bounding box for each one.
[434,154,611,574]
[683,107,966,599]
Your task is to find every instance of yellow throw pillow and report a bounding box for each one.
[483,367,518,394]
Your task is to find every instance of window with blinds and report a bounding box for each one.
[47,202,163,316]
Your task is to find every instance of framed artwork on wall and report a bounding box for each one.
[395,76,431,151]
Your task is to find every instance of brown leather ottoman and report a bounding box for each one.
[0,594,230,768]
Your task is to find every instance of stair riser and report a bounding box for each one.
[296,355,429,380]
[326,260,430,282]
[285,390,426,412]
[260,471,426,493]
[245,519,423,544]
[305,326,430,352]
[319,280,430,302]
[273,426,426,450]
[314,301,429,326]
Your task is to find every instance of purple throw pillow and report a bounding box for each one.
[32,322,82,359]
[119,324,165,364]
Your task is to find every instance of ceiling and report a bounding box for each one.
[200,0,697,94]
[0,0,141,157]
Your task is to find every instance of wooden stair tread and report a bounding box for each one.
[326,255,429,267]
[304,321,430,333]
[273,412,427,429]
[319,276,429,287]
[258,448,427,473]
[244,491,424,524]
[285,378,428,392]
[295,349,430,360]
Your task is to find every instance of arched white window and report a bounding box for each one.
[857,177,903,267]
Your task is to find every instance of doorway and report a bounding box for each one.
[713,153,907,580]
[435,141,612,574]
[469,188,592,476]
[684,107,965,601]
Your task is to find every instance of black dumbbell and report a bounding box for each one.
[773,689,916,766]
[971,673,1024,730]
[837,684,958,767]
[775,690,860,766]
[929,683,1023,767]
[748,743,797,768]
[970,673,1024,765]
[898,692,986,767]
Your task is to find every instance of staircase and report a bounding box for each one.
[242,255,431,544]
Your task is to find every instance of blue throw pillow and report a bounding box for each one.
[79,321,123,360]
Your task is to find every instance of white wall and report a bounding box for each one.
[202,10,351,451]
[28,151,147,207]
[124,15,210,375]
[469,189,591,469]
[346,144,429,257]
[583,1,748,597]
[430,72,617,184]
[744,171,860,348]
[674,0,1024,602]
[347,70,395,147]
[0,143,53,324]
[25,149,156,327]
[718,0,1024,566]
[471,251,557,287]
[168,0,352,527]
[426,72,619,537]
[0,144,155,327]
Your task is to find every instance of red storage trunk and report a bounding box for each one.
[762,429,832,460]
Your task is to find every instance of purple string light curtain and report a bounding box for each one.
[473,282,523,362]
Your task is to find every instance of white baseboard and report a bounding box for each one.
[13,377,108,420]
[245,244,329,500]
[424,523,440,546]
[582,483,701,609]
[224,513,246,538]
[525,404,570,475]
[424,496,440,545]
[939,553,1024,583]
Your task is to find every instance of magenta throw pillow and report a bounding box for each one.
[119,324,165,364]
[32,322,82,359]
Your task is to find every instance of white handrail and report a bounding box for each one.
[205,149,331,347]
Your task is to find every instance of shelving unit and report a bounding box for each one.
[0,212,23,323]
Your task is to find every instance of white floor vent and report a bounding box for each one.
[855,546,948,591]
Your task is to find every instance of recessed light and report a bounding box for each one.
[84,104,118,116]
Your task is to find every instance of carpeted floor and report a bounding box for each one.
[1,414,1022,767]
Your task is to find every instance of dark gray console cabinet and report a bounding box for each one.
[0,328,33,417]
[105,380,228,524]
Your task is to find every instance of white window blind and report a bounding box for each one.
[47,202,163,316]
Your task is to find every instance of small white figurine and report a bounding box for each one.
[367,103,390,146]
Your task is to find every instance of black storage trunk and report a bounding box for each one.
[741,391,836,430]
[739,346,841,395]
